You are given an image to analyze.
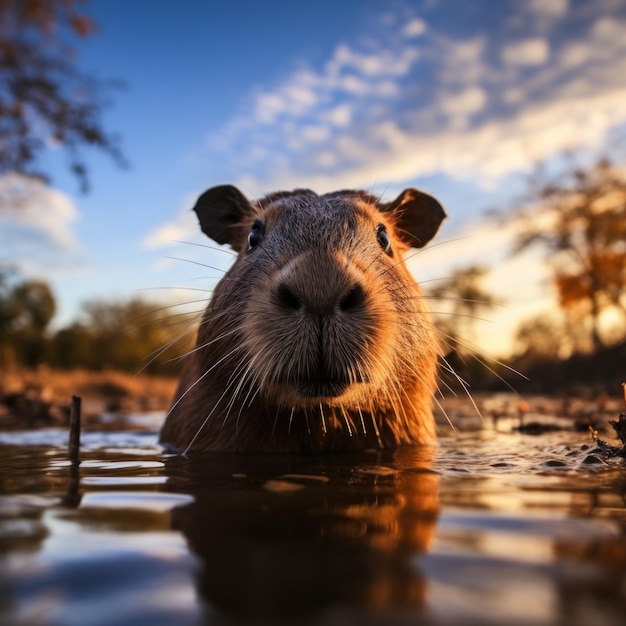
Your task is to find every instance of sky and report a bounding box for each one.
[2,0,626,357]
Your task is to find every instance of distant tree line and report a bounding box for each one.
[0,268,195,374]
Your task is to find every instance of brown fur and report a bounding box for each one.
[159,185,446,453]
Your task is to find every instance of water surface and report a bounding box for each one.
[1,413,625,625]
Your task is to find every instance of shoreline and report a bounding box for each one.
[0,367,178,430]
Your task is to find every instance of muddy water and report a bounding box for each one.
[1,414,625,626]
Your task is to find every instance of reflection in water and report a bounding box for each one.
[1,428,626,625]
[430,433,626,625]
[166,447,440,621]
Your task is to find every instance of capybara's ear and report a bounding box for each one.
[193,185,254,248]
[381,188,446,248]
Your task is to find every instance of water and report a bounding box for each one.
[1,412,625,626]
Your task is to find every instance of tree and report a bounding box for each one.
[48,322,93,369]
[0,269,56,366]
[511,158,626,352]
[427,265,502,349]
[425,265,505,388]
[0,0,125,192]
[67,297,195,374]
[513,312,591,365]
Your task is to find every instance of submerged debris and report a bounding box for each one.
[68,395,82,463]
[609,413,626,446]
[515,421,564,435]
[592,383,626,458]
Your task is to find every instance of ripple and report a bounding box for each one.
[263,479,306,493]
[81,476,168,486]
[79,460,164,471]
[356,465,396,477]
[0,429,69,447]
[0,429,162,452]
[79,491,194,513]
[440,510,620,541]
[0,494,59,515]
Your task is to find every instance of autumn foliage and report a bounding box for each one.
[513,158,626,353]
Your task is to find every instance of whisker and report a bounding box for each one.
[136,322,200,375]
[440,355,484,421]
[138,286,214,295]
[185,351,255,452]
[166,344,243,419]
[318,403,327,435]
[431,390,457,433]
[183,383,235,455]
[403,236,470,263]
[339,405,354,437]
[288,406,295,435]
[436,327,528,384]
[163,256,231,274]
[168,239,238,257]
[270,406,281,441]
[357,404,367,438]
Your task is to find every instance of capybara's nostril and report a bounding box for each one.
[276,282,303,312]
[339,283,366,313]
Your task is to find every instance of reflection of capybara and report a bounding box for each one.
[160,185,446,453]
[166,448,440,620]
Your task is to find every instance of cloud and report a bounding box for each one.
[220,83,625,200]
[440,86,488,117]
[526,0,569,19]
[208,23,426,167]
[248,43,417,129]
[196,3,626,200]
[436,36,487,86]
[324,104,352,127]
[501,38,550,66]
[326,44,420,78]
[142,202,199,250]
[403,18,427,38]
[591,15,622,39]
[0,174,82,273]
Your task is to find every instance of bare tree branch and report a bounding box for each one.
[0,0,126,193]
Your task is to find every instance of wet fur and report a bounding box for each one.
[159,186,446,453]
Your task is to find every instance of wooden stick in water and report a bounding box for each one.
[69,395,82,463]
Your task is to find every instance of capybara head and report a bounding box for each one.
[159,185,446,453]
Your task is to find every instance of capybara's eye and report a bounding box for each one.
[247,220,265,251]
[376,224,392,256]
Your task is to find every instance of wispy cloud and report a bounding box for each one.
[142,192,200,250]
[195,1,626,198]
[0,174,82,274]
[501,38,550,66]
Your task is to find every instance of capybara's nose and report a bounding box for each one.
[273,252,366,318]
[275,278,366,316]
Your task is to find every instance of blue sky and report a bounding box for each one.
[2,0,626,355]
